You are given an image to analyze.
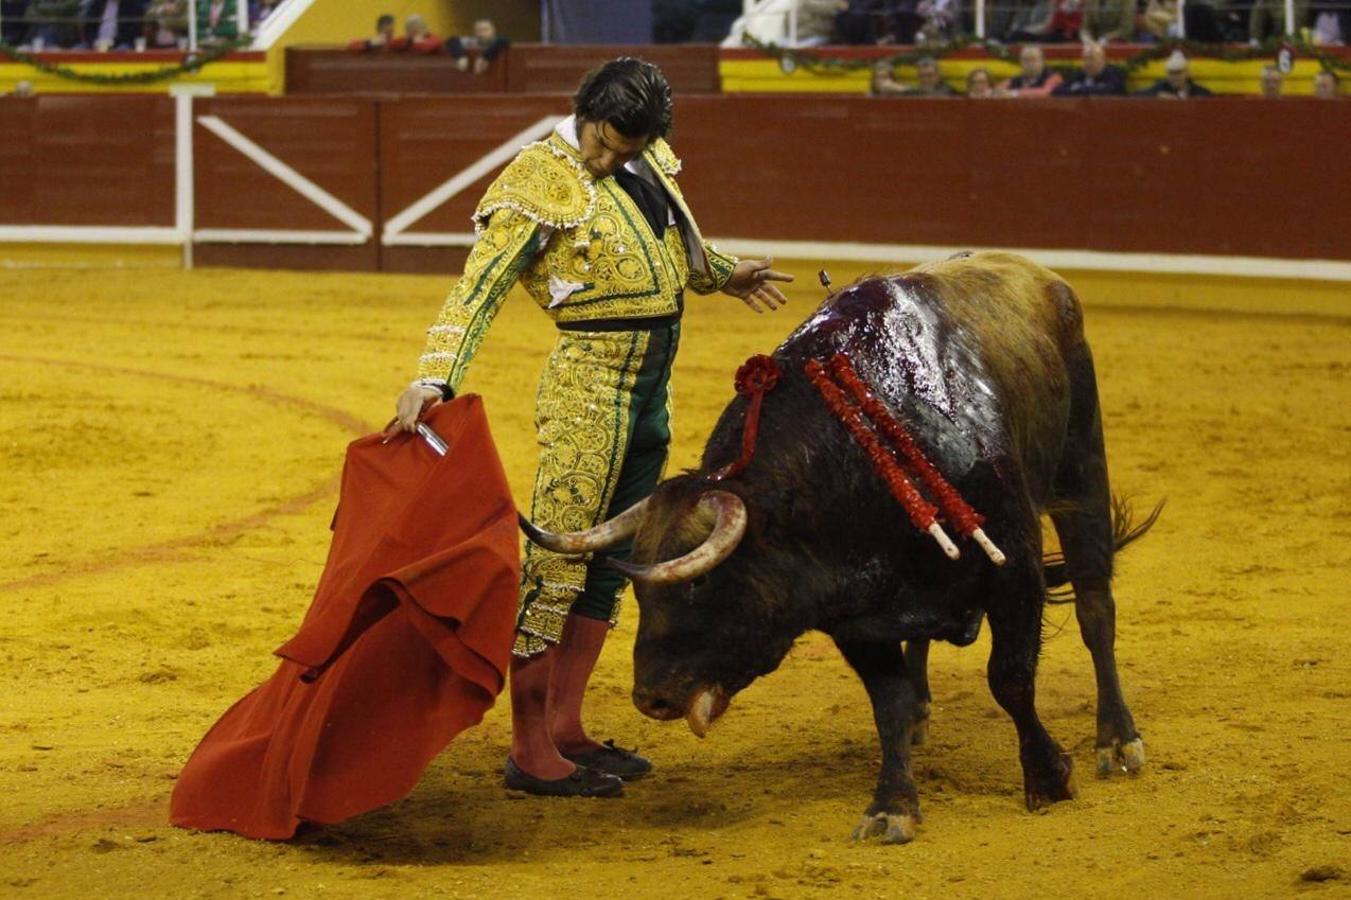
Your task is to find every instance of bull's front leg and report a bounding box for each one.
[904,639,932,745]
[835,639,923,844]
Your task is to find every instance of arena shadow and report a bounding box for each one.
[292,731,1023,867]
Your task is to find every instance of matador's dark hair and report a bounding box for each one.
[573,58,673,140]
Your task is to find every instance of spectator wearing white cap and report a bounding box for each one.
[1137,50,1213,98]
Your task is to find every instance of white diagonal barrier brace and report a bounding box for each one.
[382,115,565,247]
[196,114,373,242]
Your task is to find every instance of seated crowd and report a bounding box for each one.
[871,43,1342,96]
[347,14,510,75]
[2,1,1341,100]
[1,0,278,50]
[721,0,1349,46]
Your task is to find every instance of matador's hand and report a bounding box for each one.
[722,257,793,313]
[390,385,442,435]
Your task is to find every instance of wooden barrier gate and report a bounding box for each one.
[0,92,1347,277]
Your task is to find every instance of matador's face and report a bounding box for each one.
[578,119,650,180]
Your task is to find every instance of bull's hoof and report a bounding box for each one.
[1095,737,1146,778]
[1024,752,1077,811]
[851,811,919,845]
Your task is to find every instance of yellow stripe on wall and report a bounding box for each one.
[720,57,1332,95]
[0,60,270,94]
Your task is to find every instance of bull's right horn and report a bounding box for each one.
[518,497,649,555]
[606,491,747,584]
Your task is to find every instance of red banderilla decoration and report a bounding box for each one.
[826,354,1005,564]
[807,354,1006,565]
[709,354,781,481]
[804,358,959,560]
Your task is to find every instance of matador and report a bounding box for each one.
[392,58,791,797]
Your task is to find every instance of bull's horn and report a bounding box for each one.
[518,497,649,555]
[686,688,718,739]
[606,491,747,584]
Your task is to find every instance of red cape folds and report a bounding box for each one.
[169,397,520,840]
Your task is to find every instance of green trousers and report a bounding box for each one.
[513,321,679,657]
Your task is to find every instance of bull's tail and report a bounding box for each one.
[1043,496,1164,604]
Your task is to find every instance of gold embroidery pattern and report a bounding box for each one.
[416,210,539,390]
[474,141,595,234]
[645,137,682,176]
[698,240,738,293]
[513,330,651,657]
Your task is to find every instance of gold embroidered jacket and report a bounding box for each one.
[415,132,739,392]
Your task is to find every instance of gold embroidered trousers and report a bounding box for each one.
[513,321,679,657]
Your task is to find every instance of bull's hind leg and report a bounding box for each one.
[987,564,1077,811]
[836,640,923,844]
[1050,346,1144,777]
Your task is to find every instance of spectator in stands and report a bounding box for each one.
[1079,0,1135,42]
[1053,40,1127,94]
[20,0,82,48]
[1260,64,1283,97]
[1249,0,1309,42]
[1310,1,1348,44]
[966,66,1000,96]
[1313,69,1341,97]
[87,0,148,50]
[871,56,959,96]
[800,0,851,45]
[195,0,238,44]
[349,14,395,51]
[446,17,510,74]
[1137,49,1212,97]
[915,0,962,42]
[1142,0,1181,38]
[146,0,187,47]
[1009,0,1084,42]
[1001,45,1064,96]
[390,13,439,53]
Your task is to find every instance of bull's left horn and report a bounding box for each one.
[607,491,747,584]
[519,497,649,555]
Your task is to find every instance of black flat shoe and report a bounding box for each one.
[503,757,624,798]
[561,740,654,781]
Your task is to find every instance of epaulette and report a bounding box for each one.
[644,137,682,177]
[473,141,596,233]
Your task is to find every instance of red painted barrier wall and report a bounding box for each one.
[1,94,1346,269]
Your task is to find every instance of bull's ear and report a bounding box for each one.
[601,555,644,577]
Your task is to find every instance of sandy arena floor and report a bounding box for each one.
[0,262,1348,899]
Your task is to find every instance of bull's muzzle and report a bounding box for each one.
[633,684,727,738]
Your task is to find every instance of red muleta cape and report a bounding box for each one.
[169,397,520,840]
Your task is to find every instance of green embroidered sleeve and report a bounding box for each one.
[415,209,540,393]
[688,240,739,295]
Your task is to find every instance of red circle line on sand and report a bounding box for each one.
[0,353,374,595]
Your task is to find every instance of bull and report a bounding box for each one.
[523,250,1159,843]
